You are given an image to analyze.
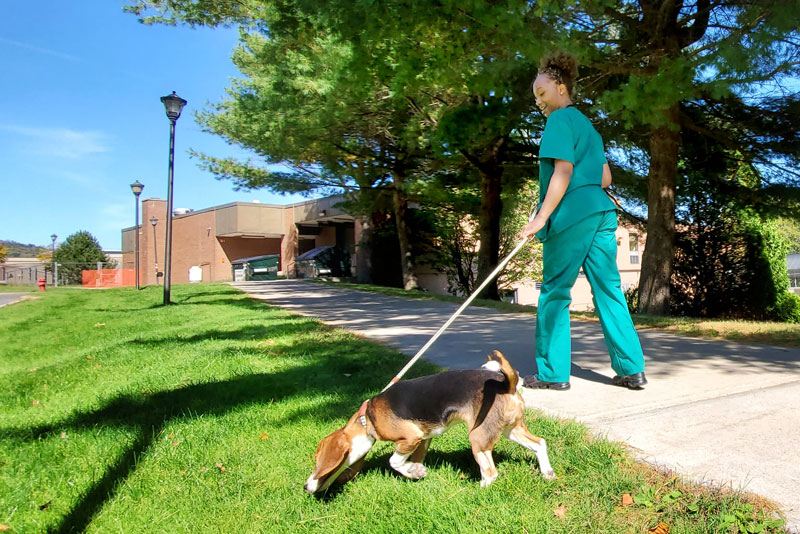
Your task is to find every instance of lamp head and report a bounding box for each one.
[130,180,144,197]
[160,91,187,121]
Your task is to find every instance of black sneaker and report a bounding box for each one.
[522,375,570,390]
[612,372,647,390]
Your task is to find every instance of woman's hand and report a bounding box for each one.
[520,215,547,240]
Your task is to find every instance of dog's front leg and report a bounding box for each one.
[471,447,499,487]
[409,438,432,464]
[389,438,428,480]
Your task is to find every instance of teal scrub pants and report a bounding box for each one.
[535,210,645,382]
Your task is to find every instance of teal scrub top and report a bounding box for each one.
[535,106,616,241]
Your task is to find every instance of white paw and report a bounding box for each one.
[406,463,427,480]
[542,469,556,480]
[480,473,498,487]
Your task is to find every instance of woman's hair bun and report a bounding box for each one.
[538,51,579,92]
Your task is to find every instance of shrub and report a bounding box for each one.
[772,291,800,324]
[624,285,639,314]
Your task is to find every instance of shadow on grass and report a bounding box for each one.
[312,442,522,502]
[125,321,319,347]
[2,334,432,534]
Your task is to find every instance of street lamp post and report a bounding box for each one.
[160,91,187,305]
[130,180,144,290]
[150,216,159,284]
[50,234,57,287]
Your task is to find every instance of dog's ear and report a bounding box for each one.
[313,428,351,479]
[335,455,366,484]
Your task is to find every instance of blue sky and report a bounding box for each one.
[0,1,309,251]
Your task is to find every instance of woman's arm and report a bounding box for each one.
[521,159,573,239]
[602,163,612,188]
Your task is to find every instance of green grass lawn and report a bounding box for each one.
[0,284,786,533]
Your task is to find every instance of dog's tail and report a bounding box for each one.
[488,350,518,393]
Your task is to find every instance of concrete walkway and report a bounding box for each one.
[233,280,800,531]
[0,292,30,307]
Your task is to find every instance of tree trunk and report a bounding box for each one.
[638,104,681,315]
[392,169,419,290]
[477,166,503,300]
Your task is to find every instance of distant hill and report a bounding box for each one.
[0,240,47,258]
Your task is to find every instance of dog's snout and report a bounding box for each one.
[304,475,319,493]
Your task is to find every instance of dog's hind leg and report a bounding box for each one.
[389,436,428,480]
[506,422,556,480]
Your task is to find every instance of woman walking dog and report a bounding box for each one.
[520,51,647,391]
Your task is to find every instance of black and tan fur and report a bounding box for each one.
[305,350,555,493]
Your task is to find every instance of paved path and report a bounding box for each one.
[0,292,30,307]
[233,280,800,531]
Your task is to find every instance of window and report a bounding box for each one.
[629,234,640,265]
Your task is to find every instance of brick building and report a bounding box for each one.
[121,195,645,311]
[121,196,356,286]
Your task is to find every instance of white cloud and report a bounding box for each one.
[0,37,81,62]
[0,124,111,159]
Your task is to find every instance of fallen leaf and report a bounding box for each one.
[0,523,10,531]
[216,463,226,472]
[343,373,352,377]
[39,501,51,511]
[171,442,181,447]
[29,368,37,372]
[622,493,634,507]
[60,432,68,439]
[95,364,101,369]
[649,522,670,534]
[32,400,40,406]
[260,432,269,441]
[85,355,94,360]
[553,505,567,519]
[94,323,105,327]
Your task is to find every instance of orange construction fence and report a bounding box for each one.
[82,269,136,288]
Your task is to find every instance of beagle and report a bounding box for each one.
[305,350,555,493]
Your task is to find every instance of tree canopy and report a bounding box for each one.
[52,231,113,285]
[125,0,800,313]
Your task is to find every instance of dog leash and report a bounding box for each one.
[380,234,533,393]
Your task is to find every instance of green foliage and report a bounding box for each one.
[773,292,800,324]
[124,0,800,311]
[624,285,639,315]
[497,180,543,290]
[0,240,46,258]
[51,231,112,285]
[671,203,791,321]
[775,218,800,254]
